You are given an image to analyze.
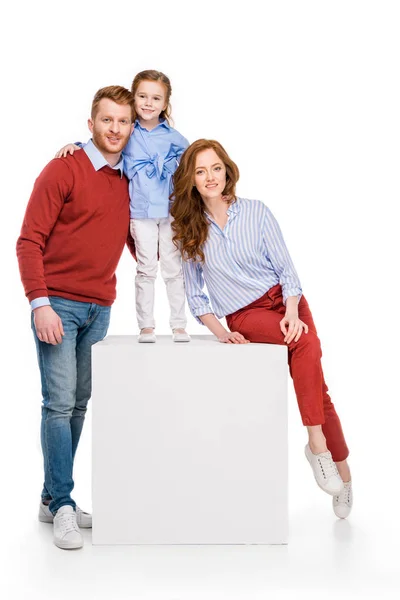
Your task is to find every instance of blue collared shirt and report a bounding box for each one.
[31,140,124,310]
[123,119,189,219]
[182,198,303,324]
[83,138,124,177]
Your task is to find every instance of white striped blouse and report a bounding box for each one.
[182,197,302,323]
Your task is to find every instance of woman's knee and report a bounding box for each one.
[292,330,321,356]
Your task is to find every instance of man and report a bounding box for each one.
[16,85,136,550]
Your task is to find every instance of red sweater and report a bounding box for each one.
[17,149,136,306]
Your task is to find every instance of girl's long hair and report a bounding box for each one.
[170,139,239,262]
[131,70,173,125]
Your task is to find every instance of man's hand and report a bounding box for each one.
[33,306,64,345]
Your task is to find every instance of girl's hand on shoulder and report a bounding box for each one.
[218,331,250,344]
[280,313,308,344]
[55,143,80,158]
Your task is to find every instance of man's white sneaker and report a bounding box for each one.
[53,505,83,550]
[305,444,344,496]
[333,480,353,519]
[138,332,156,343]
[39,501,92,528]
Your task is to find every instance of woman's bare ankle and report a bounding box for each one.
[307,426,328,454]
[335,459,351,483]
[309,440,328,454]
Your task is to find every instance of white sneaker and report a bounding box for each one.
[172,330,191,342]
[53,506,83,550]
[39,500,92,528]
[305,444,344,496]
[138,332,156,343]
[333,480,353,519]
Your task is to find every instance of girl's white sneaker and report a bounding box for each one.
[138,332,156,343]
[305,444,344,496]
[172,330,191,342]
[333,480,353,519]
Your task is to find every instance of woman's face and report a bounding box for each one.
[194,149,227,201]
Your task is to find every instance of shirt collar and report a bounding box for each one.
[83,139,124,178]
[134,118,170,131]
[204,199,240,219]
[204,199,239,230]
[227,200,239,216]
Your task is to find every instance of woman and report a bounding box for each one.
[171,139,353,519]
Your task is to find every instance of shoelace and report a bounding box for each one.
[57,513,79,535]
[318,453,339,480]
[335,483,352,503]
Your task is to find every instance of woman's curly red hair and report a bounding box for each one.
[170,139,239,262]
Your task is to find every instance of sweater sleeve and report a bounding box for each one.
[16,159,73,302]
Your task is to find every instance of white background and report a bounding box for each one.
[1,1,399,598]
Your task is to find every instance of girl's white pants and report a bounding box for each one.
[130,217,187,330]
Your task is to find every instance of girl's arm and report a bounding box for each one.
[55,143,82,158]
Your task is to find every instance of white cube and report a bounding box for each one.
[92,335,288,545]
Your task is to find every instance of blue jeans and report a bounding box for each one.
[32,296,111,514]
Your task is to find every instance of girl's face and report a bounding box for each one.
[134,80,167,128]
[194,149,227,202]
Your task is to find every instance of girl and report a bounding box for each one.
[170,139,353,519]
[56,70,190,343]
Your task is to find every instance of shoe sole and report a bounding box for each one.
[54,539,84,550]
[305,446,344,496]
[333,507,352,519]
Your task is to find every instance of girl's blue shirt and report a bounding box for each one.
[123,119,189,219]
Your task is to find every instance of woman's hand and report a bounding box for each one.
[218,331,250,344]
[198,314,250,344]
[280,313,308,344]
[55,143,80,158]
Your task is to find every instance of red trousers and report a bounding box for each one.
[226,284,349,462]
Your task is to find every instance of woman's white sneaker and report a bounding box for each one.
[53,506,83,550]
[305,444,344,496]
[333,480,353,519]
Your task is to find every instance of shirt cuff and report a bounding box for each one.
[282,288,303,305]
[191,304,214,325]
[31,297,51,310]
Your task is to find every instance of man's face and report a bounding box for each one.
[88,98,133,155]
